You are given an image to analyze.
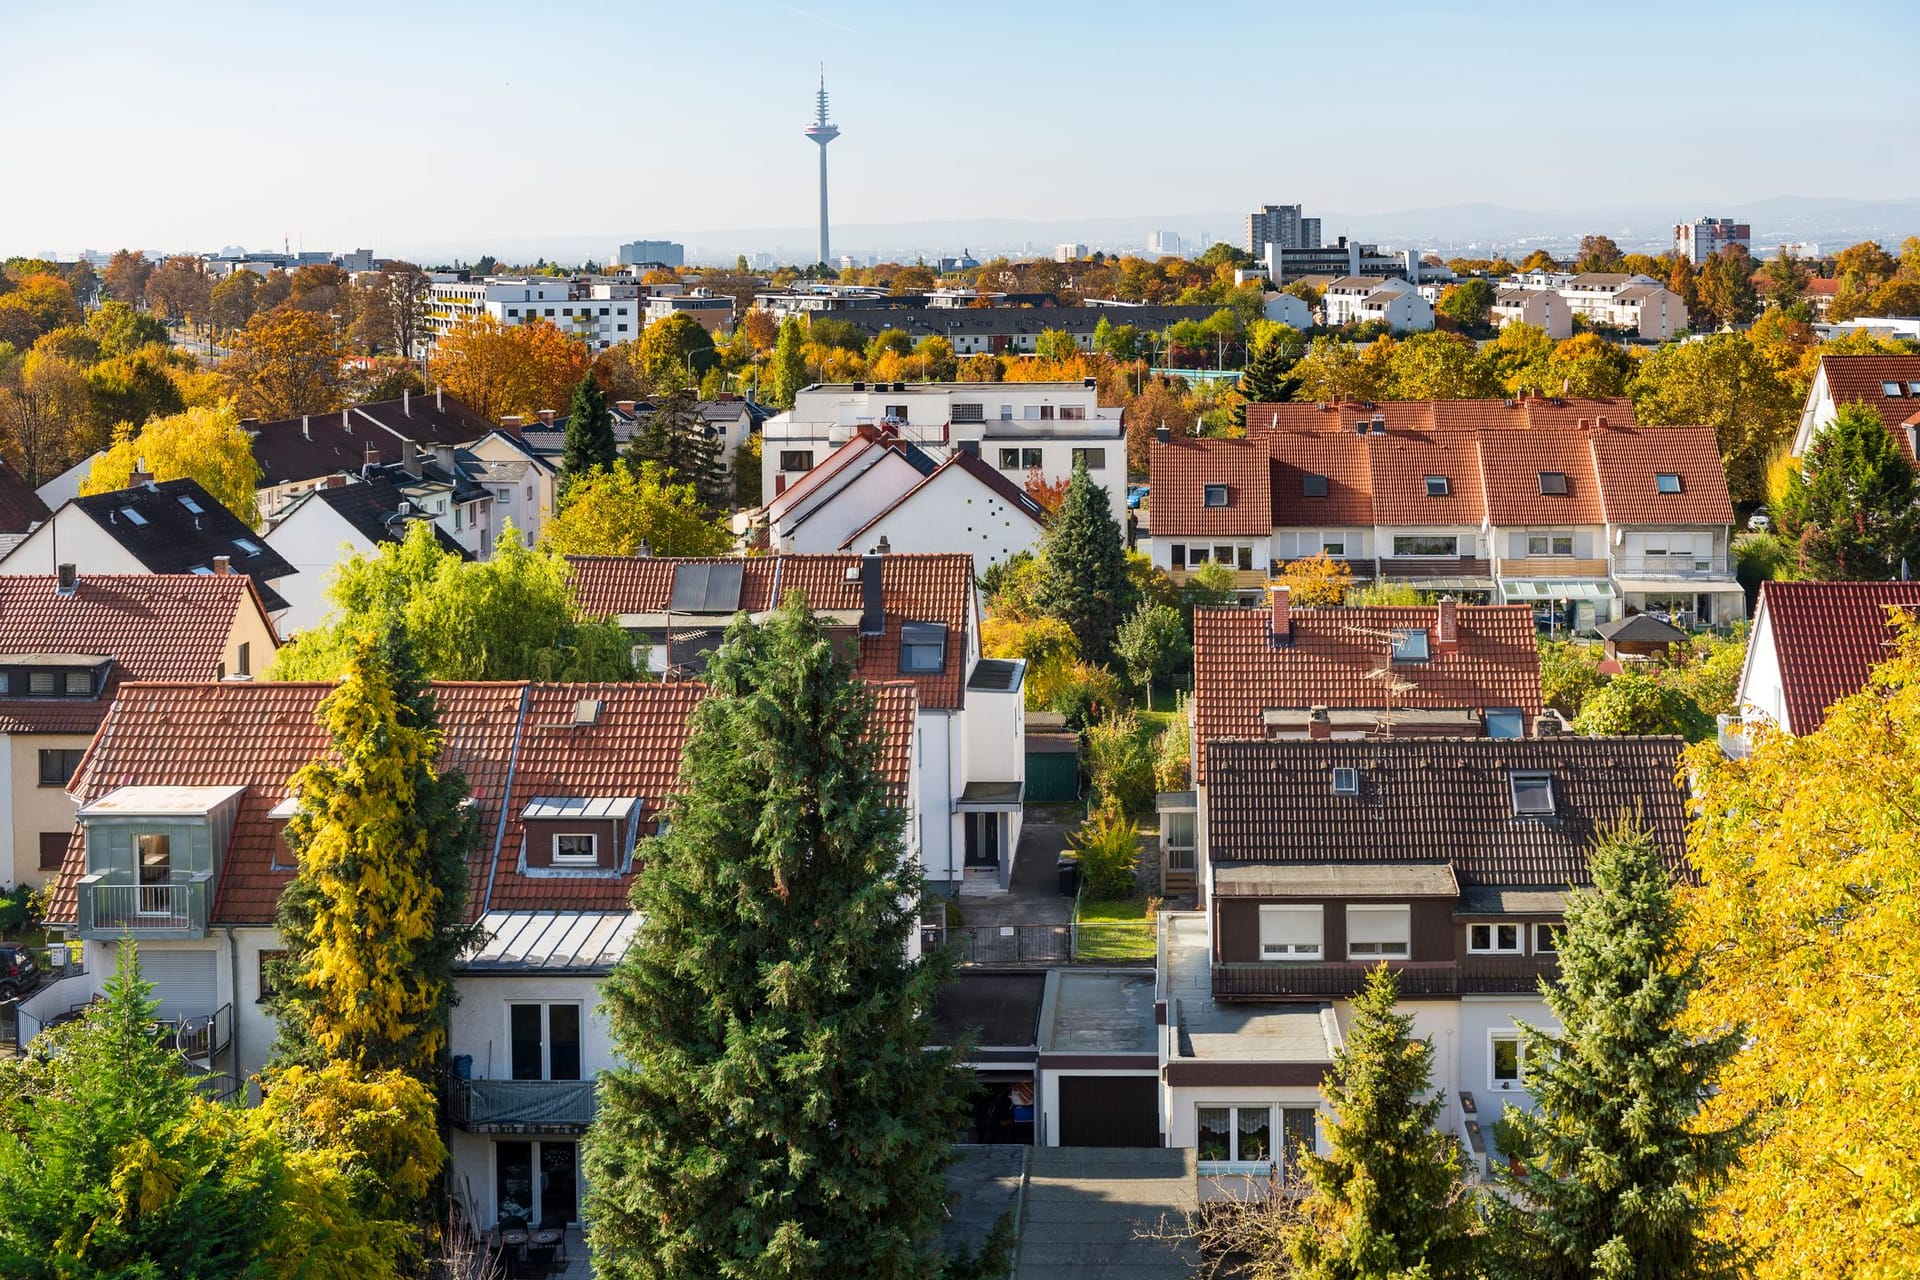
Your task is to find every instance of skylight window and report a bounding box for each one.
[1425,475,1450,497]
[177,494,205,514]
[119,508,148,526]
[1303,473,1329,498]
[1331,767,1359,795]
[1655,473,1682,494]
[1883,381,1905,397]
[1203,484,1229,507]
[1537,471,1569,495]
[1486,709,1525,739]
[1909,382,1920,396]
[1510,771,1556,816]
[234,538,262,556]
[1390,628,1430,663]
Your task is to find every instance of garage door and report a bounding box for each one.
[1057,1075,1159,1147]
[117,946,218,1021]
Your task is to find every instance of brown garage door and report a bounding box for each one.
[1057,1075,1159,1147]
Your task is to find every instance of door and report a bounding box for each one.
[136,833,172,916]
[1057,1075,1159,1147]
[497,1140,578,1228]
[963,813,1001,868]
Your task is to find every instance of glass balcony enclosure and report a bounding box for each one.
[74,786,244,940]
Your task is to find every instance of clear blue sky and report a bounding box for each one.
[3,0,1915,258]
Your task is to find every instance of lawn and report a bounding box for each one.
[1074,895,1158,963]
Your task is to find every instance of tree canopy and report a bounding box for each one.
[540,461,733,558]
[81,402,263,524]
[1037,460,1134,666]
[1777,401,1920,579]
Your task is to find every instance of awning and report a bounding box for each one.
[1500,579,1615,602]
[1611,578,1745,596]
[521,796,639,821]
[1395,577,1496,592]
[955,781,1023,812]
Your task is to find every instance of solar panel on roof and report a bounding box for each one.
[669,561,745,613]
[703,561,743,612]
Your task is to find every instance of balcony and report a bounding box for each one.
[1378,557,1492,580]
[1609,554,1734,581]
[1496,557,1610,578]
[1212,956,1556,1000]
[77,873,212,940]
[448,1077,599,1133]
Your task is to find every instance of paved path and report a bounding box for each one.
[961,821,1073,929]
[1015,1147,1200,1279]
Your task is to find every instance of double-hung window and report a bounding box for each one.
[1258,905,1322,959]
[1346,905,1410,959]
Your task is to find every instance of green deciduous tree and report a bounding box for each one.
[1630,333,1799,503]
[1114,602,1189,704]
[561,371,615,483]
[1570,670,1714,741]
[1437,277,1496,329]
[1776,401,1920,579]
[86,299,169,356]
[1387,331,1502,400]
[632,312,717,394]
[767,316,809,408]
[1037,459,1135,666]
[1495,821,1744,1280]
[541,461,733,558]
[583,600,965,1280]
[1287,965,1483,1280]
[1695,247,1758,328]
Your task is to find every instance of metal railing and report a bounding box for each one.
[78,874,210,937]
[173,1004,232,1065]
[449,1077,599,1132]
[1609,554,1734,579]
[1213,956,1556,999]
[919,918,1161,966]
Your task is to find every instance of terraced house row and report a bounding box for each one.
[1147,395,1742,630]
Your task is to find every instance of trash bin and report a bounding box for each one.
[1057,856,1081,896]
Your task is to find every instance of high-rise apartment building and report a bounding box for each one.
[1673,218,1751,264]
[616,240,686,268]
[1244,204,1321,256]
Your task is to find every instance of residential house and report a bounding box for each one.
[565,552,1025,896]
[0,457,51,559]
[463,429,560,548]
[0,571,277,890]
[1491,287,1571,341]
[1733,581,1920,745]
[1262,292,1314,330]
[818,446,1051,565]
[0,476,299,619]
[1791,353,1920,463]
[518,396,759,480]
[1503,274,1690,341]
[1145,434,1273,598]
[1321,277,1434,332]
[1588,425,1739,626]
[758,429,940,554]
[29,676,919,1232]
[263,475,472,636]
[249,391,497,522]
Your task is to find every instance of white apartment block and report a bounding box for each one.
[1505,273,1690,341]
[1321,277,1435,332]
[1492,287,1572,340]
[1674,217,1751,264]
[424,278,643,354]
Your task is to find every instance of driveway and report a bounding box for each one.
[960,819,1073,930]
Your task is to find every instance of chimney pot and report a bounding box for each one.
[301,414,310,439]
[342,408,351,432]
[212,555,231,575]
[1155,423,1169,444]
[615,400,637,414]
[403,387,411,417]
[501,415,523,431]
[1269,584,1292,646]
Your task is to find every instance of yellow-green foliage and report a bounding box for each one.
[1154,695,1192,792]
[1763,445,1801,514]
[981,614,1078,709]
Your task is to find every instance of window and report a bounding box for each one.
[1321,538,1345,557]
[1485,709,1525,739]
[38,748,85,786]
[1534,922,1564,953]
[1188,546,1210,564]
[39,832,67,871]
[999,448,1021,470]
[1537,471,1568,495]
[28,672,55,695]
[1060,405,1087,421]
[1331,767,1359,795]
[543,308,554,316]
[778,450,813,472]
[1527,533,1574,557]
[65,670,91,694]
[507,308,519,317]
[1424,475,1450,497]
[1169,544,1186,569]
[1071,448,1106,470]
[258,950,286,1002]
[900,621,948,674]
[235,642,251,678]
[509,1003,583,1081]
[177,493,204,515]
[953,402,985,423]
[1491,1032,1524,1089]
[551,833,599,866]
[999,404,1013,420]
[1214,545,1236,567]
[1347,905,1411,958]
[136,833,171,911]
[885,404,908,420]
[119,507,147,525]
[1469,923,1523,954]
[1510,771,1555,816]
[1039,404,1055,420]
[1303,473,1329,498]
[1883,381,1905,397]
[1655,472,1682,494]
[1203,484,1229,507]
[1390,628,1430,662]
[1910,382,1920,396]
[1165,811,1196,871]
[1196,1105,1306,1170]
[1393,535,1458,557]
[1237,546,1254,571]
[1022,405,1040,420]
[1259,905,1323,959]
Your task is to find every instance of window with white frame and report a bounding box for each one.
[1469,922,1523,954]
[1196,1105,1317,1175]
[1259,905,1322,959]
[551,833,599,866]
[1347,905,1410,958]
[1321,536,1346,557]
[1393,535,1458,557]
[1390,628,1430,663]
[1490,1031,1525,1090]
[1527,532,1574,556]
[1169,544,1186,569]
[1485,708,1525,739]
[1164,810,1196,872]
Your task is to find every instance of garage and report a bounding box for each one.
[1057,1074,1160,1147]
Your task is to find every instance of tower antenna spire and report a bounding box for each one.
[803,68,841,268]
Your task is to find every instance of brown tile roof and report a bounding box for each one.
[1146,437,1272,538]
[1203,736,1690,886]
[1247,397,1636,437]
[47,676,919,926]
[1366,430,1487,525]
[1191,605,1545,782]
[0,457,51,533]
[0,574,269,734]
[1476,429,1604,525]
[250,395,495,487]
[1588,426,1733,524]
[567,553,975,710]
[1814,355,1920,461]
[1266,433,1373,526]
[1757,581,1920,735]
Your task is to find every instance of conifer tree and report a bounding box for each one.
[1495,820,1744,1279]
[624,386,730,512]
[269,629,480,1082]
[1036,459,1135,667]
[1779,401,1920,579]
[1235,328,1303,423]
[1288,964,1483,1280]
[561,372,615,483]
[583,599,966,1280]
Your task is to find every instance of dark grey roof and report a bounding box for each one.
[931,971,1044,1048]
[70,478,295,612]
[1458,887,1568,915]
[250,395,494,486]
[1594,613,1688,645]
[967,657,1025,692]
[305,477,471,558]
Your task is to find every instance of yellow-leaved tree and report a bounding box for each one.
[1271,551,1354,606]
[540,462,733,558]
[1683,610,1920,1276]
[81,402,263,524]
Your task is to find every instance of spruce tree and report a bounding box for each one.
[561,372,615,483]
[624,386,731,513]
[1783,402,1920,580]
[269,628,480,1082]
[1288,965,1483,1280]
[1036,459,1135,667]
[1496,820,1745,1280]
[583,599,967,1280]
[1235,329,1303,424]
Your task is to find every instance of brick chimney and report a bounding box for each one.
[1308,706,1331,740]
[1269,584,1292,646]
[128,455,153,488]
[500,415,523,434]
[212,555,231,575]
[1435,595,1459,655]
[615,400,637,414]
[537,408,557,425]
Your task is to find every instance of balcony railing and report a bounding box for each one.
[1213,956,1556,1000]
[1609,554,1734,580]
[1378,557,1492,580]
[1496,557,1611,578]
[448,1077,599,1133]
[77,873,211,939]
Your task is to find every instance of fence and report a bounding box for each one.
[920,917,1159,967]
[0,1000,16,1052]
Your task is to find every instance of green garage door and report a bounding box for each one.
[1024,746,1081,803]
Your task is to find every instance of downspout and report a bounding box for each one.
[225,925,242,1099]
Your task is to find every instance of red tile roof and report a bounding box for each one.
[1366,431,1487,525]
[1247,396,1636,437]
[1475,429,1604,525]
[1757,581,1920,735]
[1146,438,1272,538]
[1588,426,1733,524]
[1814,355,1920,461]
[0,457,51,533]
[1191,604,1544,781]
[48,675,919,925]
[1266,434,1373,527]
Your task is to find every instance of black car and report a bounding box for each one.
[0,945,40,1000]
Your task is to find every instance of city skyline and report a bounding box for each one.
[3,0,1917,259]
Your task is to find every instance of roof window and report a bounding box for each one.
[1331,767,1359,795]
[1537,471,1569,495]
[119,507,148,526]
[177,494,205,515]
[1486,709,1525,739]
[1390,628,1430,663]
[1883,381,1905,397]
[1425,475,1450,497]
[1510,771,1556,816]
[1203,484,1229,507]
[1655,473,1682,494]
[1303,473,1329,498]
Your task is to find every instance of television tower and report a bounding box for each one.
[803,69,840,267]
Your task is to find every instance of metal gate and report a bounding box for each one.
[1057,1075,1160,1147]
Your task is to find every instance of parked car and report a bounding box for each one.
[1746,510,1772,532]
[1127,485,1150,509]
[0,944,40,1000]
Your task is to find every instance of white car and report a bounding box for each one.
[1746,511,1772,532]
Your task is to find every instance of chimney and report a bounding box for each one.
[129,456,153,487]
[1155,422,1169,444]
[538,409,557,425]
[323,473,347,489]
[402,387,411,417]
[1269,584,1292,646]
[55,563,77,595]
[342,407,351,432]
[859,554,885,636]
[212,555,231,575]
[1308,706,1332,740]
[435,387,444,412]
[1435,595,1459,654]
[363,441,380,473]
[1595,414,1609,431]
[615,400,637,414]
[402,440,424,478]
[433,443,456,474]
[301,414,310,439]
[501,415,523,433]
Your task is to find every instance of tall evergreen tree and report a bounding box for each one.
[1496,820,1745,1280]
[583,600,966,1280]
[624,386,730,512]
[1036,459,1135,667]
[1780,401,1920,580]
[1287,965,1483,1280]
[767,315,809,408]
[269,629,481,1082]
[561,372,615,483]
[1234,329,1304,424]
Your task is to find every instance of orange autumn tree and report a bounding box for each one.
[428,315,590,421]
[1271,551,1354,606]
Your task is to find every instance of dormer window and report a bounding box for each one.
[1203,484,1229,507]
[1425,475,1450,497]
[1510,771,1555,816]
[1390,629,1430,663]
[1302,473,1329,498]
[1331,767,1359,795]
[551,833,599,866]
[1655,473,1682,494]
[1537,471,1568,495]
[900,621,948,674]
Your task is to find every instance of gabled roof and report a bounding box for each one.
[0,457,51,533]
[60,478,296,611]
[1476,429,1604,525]
[1146,437,1271,538]
[1813,354,1920,461]
[1267,432,1373,526]
[1191,605,1545,782]
[1247,397,1636,437]
[1755,581,1920,734]
[0,573,269,734]
[567,553,975,710]
[1366,430,1486,526]
[1203,736,1689,886]
[836,448,1049,551]
[47,677,920,926]
[250,395,495,487]
[283,476,470,557]
[1588,425,1732,524]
